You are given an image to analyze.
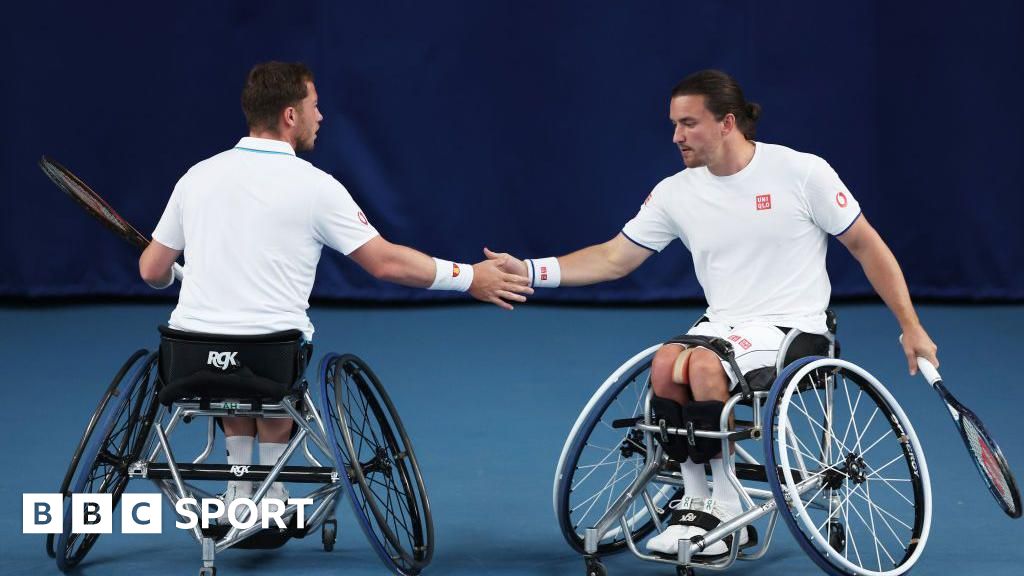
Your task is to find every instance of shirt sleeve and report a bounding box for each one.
[803,156,861,236]
[152,178,186,250]
[621,179,678,252]
[312,175,380,255]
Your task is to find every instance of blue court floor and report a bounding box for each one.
[1,302,1022,575]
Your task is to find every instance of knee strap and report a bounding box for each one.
[651,395,688,463]
[682,400,725,464]
[671,346,694,385]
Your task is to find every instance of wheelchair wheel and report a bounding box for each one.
[554,345,683,555]
[764,357,931,576]
[46,349,149,558]
[321,353,433,575]
[55,350,160,571]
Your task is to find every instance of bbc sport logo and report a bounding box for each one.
[23,493,314,534]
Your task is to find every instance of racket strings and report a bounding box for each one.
[962,416,1016,514]
[40,158,146,242]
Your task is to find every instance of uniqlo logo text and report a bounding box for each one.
[540,266,548,281]
[728,335,752,350]
[756,194,772,210]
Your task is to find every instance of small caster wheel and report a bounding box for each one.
[828,521,845,554]
[322,519,337,552]
[676,566,695,576]
[198,567,216,576]
[584,555,607,576]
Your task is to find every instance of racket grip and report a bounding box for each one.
[915,357,942,385]
[172,263,184,282]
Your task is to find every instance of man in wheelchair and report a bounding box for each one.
[485,69,940,558]
[137,61,533,515]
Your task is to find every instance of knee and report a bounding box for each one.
[651,345,685,394]
[688,349,728,396]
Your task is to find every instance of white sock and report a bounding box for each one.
[259,442,288,494]
[680,460,711,501]
[710,457,742,513]
[225,435,254,494]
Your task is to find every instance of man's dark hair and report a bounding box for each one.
[241,61,314,132]
[671,70,761,139]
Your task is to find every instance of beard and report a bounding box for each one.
[295,130,316,152]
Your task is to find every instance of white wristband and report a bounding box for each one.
[428,258,474,292]
[527,257,561,288]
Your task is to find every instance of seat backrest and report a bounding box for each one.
[157,325,308,406]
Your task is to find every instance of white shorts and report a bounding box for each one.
[668,322,786,390]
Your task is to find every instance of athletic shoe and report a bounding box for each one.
[219,481,254,524]
[646,496,749,556]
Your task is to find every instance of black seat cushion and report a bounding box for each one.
[157,325,308,406]
[742,331,833,392]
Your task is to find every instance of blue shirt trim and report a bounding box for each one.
[620,230,658,253]
[833,210,863,237]
[234,146,294,156]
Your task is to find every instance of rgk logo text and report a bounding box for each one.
[207,351,239,370]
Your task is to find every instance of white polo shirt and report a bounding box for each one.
[622,142,860,334]
[153,137,379,340]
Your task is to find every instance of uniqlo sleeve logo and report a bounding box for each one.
[756,194,772,210]
[836,191,848,208]
[540,266,548,281]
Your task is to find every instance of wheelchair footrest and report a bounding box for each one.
[650,525,759,564]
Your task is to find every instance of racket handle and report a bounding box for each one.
[172,263,184,282]
[915,357,941,385]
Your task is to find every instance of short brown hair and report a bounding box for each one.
[241,61,314,132]
[671,70,761,139]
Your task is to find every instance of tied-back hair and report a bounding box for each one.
[241,61,314,132]
[672,70,761,139]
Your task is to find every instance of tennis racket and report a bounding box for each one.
[902,336,1022,518]
[39,155,182,281]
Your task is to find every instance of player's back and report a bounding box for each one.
[165,138,336,339]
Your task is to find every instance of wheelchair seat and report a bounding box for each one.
[157,325,311,407]
[671,309,839,394]
[742,330,833,392]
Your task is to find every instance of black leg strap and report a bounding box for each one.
[664,335,752,400]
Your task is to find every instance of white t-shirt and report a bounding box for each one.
[152,137,380,340]
[621,142,860,334]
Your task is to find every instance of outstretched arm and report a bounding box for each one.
[484,232,654,287]
[349,236,533,310]
[837,215,938,374]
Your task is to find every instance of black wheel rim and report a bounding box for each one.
[324,354,433,574]
[47,349,148,558]
[57,352,160,570]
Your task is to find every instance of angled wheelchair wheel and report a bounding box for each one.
[554,345,683,555]
[46,348,149,558]
[321,353,433,576]
[764,357,931,576]
[55,350,160,571]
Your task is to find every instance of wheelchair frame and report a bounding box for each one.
[555,324,932,576]
[51,344,434,576]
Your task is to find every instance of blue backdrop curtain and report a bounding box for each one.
[3,1,1021,301]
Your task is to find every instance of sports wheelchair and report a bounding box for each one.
[48,326,434,576]
[554,312,932,576]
